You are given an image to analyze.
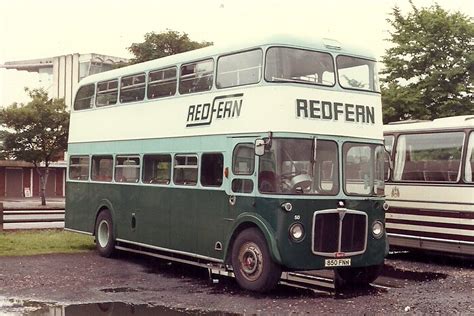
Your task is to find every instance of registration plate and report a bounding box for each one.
[324,258,351,267]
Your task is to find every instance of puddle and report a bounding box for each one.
[100,287,140,293]
[0,297,239,315]
[382,265,448,282]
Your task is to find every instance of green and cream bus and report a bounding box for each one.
[65,35,387,292]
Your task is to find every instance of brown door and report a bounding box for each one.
[46,169,56,197]
[6,168,23,197]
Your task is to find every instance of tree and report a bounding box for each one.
[381,1,473,123]
[0,88,69,205]
[128,29,213,64]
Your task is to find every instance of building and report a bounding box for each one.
[0,161,65,198]
[1,53,128,107]
[0,53,128,198]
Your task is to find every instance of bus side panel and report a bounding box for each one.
[385,183,474,256]
[195,189,228,259]
[137,185,171,249]
[65,182,94,233]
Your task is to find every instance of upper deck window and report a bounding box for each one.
[120,73,145,103]
[74,84,95,110]
[179,59,214,94]
[265,47,335,86]
[148,67,177,99]
[96,79,118,107]
[217,49,262,88]
[337,56,380,92]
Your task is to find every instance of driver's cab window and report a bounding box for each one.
[258,138,338,195]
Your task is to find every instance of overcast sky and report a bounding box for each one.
[0,0,472,106]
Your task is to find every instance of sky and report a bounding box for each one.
[0,0,472,106]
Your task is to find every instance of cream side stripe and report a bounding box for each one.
[386,223,474,236]
[386,213,474,225]
[387,201,473,212]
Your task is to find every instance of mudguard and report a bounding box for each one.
[224,212,283,265]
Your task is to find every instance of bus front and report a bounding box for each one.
[227,41,387,291]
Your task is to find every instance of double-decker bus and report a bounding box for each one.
[65,35,387,292]
[384,116,474,257]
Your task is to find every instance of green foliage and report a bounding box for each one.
[0,88,69,205]
[0,88,69,164]
[128,29,213,64]
[0,230,94,256]
[381,1,473,123]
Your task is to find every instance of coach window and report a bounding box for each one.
[179,59,214,94]
[148,67,177,99]
[464,132,474,183]
[91,155,113,182]
[217,49,262,88]
[74,84,95,110]
[69,156,89,180]
[143,154,172,184]
[115,156,140,183]
[393,132,464,182]
[120,73,145,103]
[201,153,224,187]
[384,135,394,154]
[96,79,118,106]
[173,154,198,186]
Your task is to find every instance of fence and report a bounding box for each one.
[0,203,65,230]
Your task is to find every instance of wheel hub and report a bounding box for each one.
[238,242,263,281]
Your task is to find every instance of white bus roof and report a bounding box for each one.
[79,34,377,86]
[384,115,474,133]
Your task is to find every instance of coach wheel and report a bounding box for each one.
[231,227,281,292]
[95,210,116,257]
[334,263,384,288]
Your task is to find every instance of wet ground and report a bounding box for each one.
[0,250,472,315]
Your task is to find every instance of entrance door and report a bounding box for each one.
[6,168,23,197]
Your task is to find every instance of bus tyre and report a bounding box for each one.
[231,228,282,292]
[334,263,384,288]
[95,210,116,257]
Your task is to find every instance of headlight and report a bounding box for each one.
[372,221,384,239]
[281,202,293,212]
[289,223,304,242]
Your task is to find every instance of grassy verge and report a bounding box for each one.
[0,230,95,257]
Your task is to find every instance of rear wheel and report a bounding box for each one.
[231,227,281,292]
[95,210,116,257]
[334,263,384,288]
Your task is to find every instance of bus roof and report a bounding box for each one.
[384,115,474,133]
[79,34,377,86]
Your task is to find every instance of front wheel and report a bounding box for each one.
[95,210,116,257]
[334,263,384,288]
[231,227,282,292]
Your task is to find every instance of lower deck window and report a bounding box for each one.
[91,155,113,182]
[69,156,89,180]
[201,153,223,187]
[143,154,171,184]
[173,154,198,185]
[115,156,140,183]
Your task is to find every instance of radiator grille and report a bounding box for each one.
[312,209,367,256]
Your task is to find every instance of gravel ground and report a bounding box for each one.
[0,251,472,315]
